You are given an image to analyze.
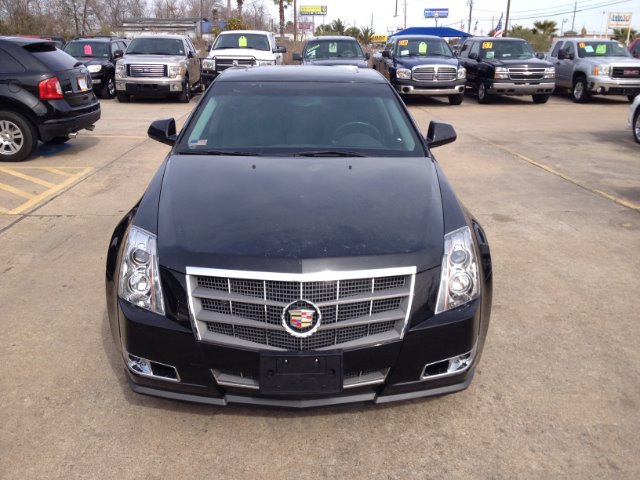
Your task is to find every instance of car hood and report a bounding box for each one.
[121,54,186,64]
[209,48,275,60]
[394,56,459,68]
[303,58,369,68]
[484,57,552,67]
[157,155,444,274]
[73,56,109,66]
[579,56,640,66]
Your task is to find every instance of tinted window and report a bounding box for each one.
[469,41,480,57]
[212,33,270,51]
[303,39,364,59]
[179,82,424,157]
[127,38,185,55]
[479,40,534,59]
[551,42,564,57]
[394,38,452,57]
[64,41,110,58]
[0,48,26,73]
[577,41,631,58]
[24,43,79,70]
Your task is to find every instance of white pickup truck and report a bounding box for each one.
[201,30,286,87]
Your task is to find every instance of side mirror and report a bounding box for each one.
[187,51,195,58]
[148,118,177,146]
[382,50,391,58]
[113,50,124,59]
[365,52,371,60]
[535,52,545,59]
[292,52,302,62]
[468,52,478,60]
[557,49,566,60]
[426,121,457,148]
[273,46,287,53]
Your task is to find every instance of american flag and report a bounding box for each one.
[493,14,504,38]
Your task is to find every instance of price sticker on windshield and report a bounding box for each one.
[83,44,93,55]
[596,44,606,54]
[579,42,586,48]
[399,40,409,46]
[238,36,247,47]
[419,42,427,54]
[482,42,493,49]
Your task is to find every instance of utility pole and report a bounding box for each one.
[504,0,511,37]
[394,0,398,18]
[467,0,473,34]
[571,0,577,32]
[227,0,231,19]
[404,0,407,29]
[294,0,297,42]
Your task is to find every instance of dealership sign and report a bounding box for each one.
[300,5,327,16]
[424,8,449,19]
[608,12,632,29]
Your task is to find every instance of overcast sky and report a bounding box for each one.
[267,0,640,37]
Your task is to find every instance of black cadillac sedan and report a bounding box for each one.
[105,66,492,408]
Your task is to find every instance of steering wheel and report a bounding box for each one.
[333,121,381,141]
[341,50,355,57]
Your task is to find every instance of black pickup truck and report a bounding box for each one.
[373,35,466,105]
[457,37,555,104]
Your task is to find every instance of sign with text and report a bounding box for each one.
[424,8,449,19]
[300,5,327,16]
[371,34,388,43]
[608,12,632,29]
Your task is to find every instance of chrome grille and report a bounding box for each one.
[507,67,545,81]
[611,67,640,79]
[188,267,416,351]
[215,58,256,72]
[413,65,457,82]
[127,64,168,78]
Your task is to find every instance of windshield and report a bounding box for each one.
[64,41,109,58]
[303,40,364,59]
[212,33,270,51]
[480,40,534,60]
[395,38,452,57]
[178,82,424,157]
[577,41,631,58]
[126,38,185,55]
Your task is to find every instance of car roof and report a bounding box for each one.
[306,36,360,42]
[466,36,526,42]
[218,30,271,35]
[134,33,188,40]
[392,34,444,40]
[67,37,123,43]
[566,37,620,42]
[0,36,56,47]
[217,65,387,84]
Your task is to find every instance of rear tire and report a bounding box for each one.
[477,82,490,104]
[571,77,590,103]
[116,93,130,103]
[0,111,37,162]
[532,94,550,104]
[633,109,640,144]
[449,93,464,105]
[100,76,116,99]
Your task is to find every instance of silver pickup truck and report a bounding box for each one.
[546,38,640,103]
[115,34,201,103]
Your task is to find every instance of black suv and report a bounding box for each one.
[0,37,101,162]
[64,36,129,98]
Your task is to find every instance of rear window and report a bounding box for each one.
[303,39,364,59]
[23,43,79,70]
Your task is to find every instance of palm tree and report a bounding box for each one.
[314,24,334,36]
[612,28,638,42]
[345,26,360,39]
[273,0,292,37]
[358,26,375,45]
[237,0,244,16]
[329,19,347,35]
[532,20,558,38]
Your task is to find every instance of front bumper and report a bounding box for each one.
[114,294,486,408]
[486,81,555,96]
[116,78,184,97]
[588,77,640,96]
[393,79,466,96]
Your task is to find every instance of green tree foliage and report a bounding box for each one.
[329,18,347,35]
[611,27,638,42]
[507,25,552,52]
[532,20,558,37]
[345,26,359,38]
[358,26,375,45]
[273,0,292,37]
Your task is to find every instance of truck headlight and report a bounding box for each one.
[118,226,165,315]
[168,66,184,78]
[593,65,610,76]
[257,60,276,66]
[494,67,509,80]
[544,67,555,79]
[396,68,412,80]
[116,63,126,78]
[435,226,480,314]
[87,64,102,73]
[202,58,215,70]
[457,67,466,79]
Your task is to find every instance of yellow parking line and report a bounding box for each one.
[0,205,8,214]
[7,167,93,215]
[0,167,56,188]
[38,167,76,178]
[0,182,34,199]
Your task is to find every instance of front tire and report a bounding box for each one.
[572,77,590,103]
[100,76,116,99]
[633,109,640,144]
[449,93,464,105]
[177,77,191,103]
[116,93,130,103]
[477,82,491,104]
[532,94,550,104]
[0,111,37,162]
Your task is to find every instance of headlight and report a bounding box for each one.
[257,60,276,66]
[544,67,555,79]
[435,226,480,314]
[118,226,165,315]
[494,67,509,80]
[457,67,466,79]
[593,65,610,76]
[87,64,102,73]
[168,66,184,78]
[396,68,412,80]
[116,63,126,78]
[202,58,215,70]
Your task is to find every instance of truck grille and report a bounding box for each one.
[127,64,168,78]
[508,67,545,81]
[413,66,457,82]
[611,67,640,79]
[186,267,416,352]
[215,58,256,72]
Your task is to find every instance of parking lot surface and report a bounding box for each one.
[0,93,638,479]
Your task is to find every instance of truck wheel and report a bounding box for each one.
[633,109,640,144]
[477,83,490,104]
[0,111,38,162]
[117,93,130,103]
[449,94,464,105]
[100,76,116,99]
[532,94,550,104]
[177,77,191,103]
[571,77,590,103]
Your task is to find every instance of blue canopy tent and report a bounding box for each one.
[391,27,471,38]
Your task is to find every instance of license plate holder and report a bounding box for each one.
[259,351,343,395]
[77,76,88,92]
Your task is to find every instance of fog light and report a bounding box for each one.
[421,350,474,380]
[126,353,180,382]
[127,354,153,376]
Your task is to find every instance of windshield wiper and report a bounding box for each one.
[297,150,366,157]
[185,150,258,156]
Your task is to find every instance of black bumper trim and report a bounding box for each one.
[38,107,101,141]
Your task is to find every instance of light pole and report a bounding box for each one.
[560,18,568,36]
